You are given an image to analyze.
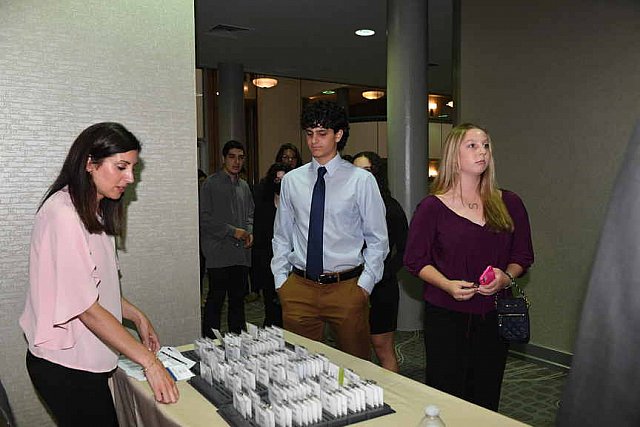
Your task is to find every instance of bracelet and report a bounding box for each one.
[142,355,160,373]
[504,271,516,289]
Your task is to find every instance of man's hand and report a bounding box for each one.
[244,233,254,248]
[234,227,249,241]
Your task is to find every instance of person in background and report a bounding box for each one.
[200,140,254,336]
[198,169,207,303]
[251,162,293,326]
[275,143,304,169]
[341,153,353,164]
[352,151,408,372]
[271,100,389,359]
[20,123,178,426]
[403,123,534,411]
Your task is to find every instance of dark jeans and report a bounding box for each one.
[203,265,248,336]
[424,302,509,411]
[26,351,118,426]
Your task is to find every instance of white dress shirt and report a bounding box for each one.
[271,153,389,293]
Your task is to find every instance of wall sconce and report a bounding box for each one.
[428,160,439,179]
[362,90,385,100]
[428,100,438,116]
[252,76,278,88]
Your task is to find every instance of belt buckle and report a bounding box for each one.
[316,273,336,284]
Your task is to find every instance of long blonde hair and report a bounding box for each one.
[432,123,514,232]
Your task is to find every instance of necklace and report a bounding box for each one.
[458,188,481,210]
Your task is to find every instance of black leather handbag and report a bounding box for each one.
[495,281,530,343]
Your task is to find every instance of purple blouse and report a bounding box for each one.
[404,190,534,314]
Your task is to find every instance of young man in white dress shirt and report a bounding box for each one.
[271,100,389,359]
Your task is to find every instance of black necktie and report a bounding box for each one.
[306,167,327,279]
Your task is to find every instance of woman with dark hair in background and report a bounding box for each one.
[20,123,178,426]
[352,151,408,372]
[251,162,293,326]
[274,143,304,169]
[404,123,534,410]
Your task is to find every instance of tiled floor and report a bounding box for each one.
[208,294,567,427]
[392,330,566,427]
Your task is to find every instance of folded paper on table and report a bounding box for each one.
[118,346,196,381]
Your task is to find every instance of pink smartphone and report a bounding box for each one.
[478,266,496,286]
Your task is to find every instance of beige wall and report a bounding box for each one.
[255,78,448,176]
[344,121,449,159]
[0,1,199,425]
[257,78,303,176]
[459,0,640,353]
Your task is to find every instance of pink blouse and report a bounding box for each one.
[20,188,122,372]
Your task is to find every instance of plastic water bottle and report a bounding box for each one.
[419,405,446,427]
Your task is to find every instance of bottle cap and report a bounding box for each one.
[425,405,440,417]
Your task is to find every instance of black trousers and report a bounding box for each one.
[424,302,509,411]
[251,249,282,327]
[203,265,247,336]
[26,351,118,426]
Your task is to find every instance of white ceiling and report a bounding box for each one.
[195,0,453,94]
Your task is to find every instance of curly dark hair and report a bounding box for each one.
[300,100,350,151]
[352,151,391,200]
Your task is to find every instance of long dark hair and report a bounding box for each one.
[274,143,304,168]
[41,122,142,236]
[260,162,292,201]
[352,151,391,200]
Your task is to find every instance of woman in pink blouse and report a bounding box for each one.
[20,123,178,426]
[404,123,534,411]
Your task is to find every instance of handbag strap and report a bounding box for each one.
[495,279,530,308]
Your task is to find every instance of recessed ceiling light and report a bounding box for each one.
[355,29,375,37]
[321,90,336,95]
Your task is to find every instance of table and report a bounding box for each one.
[112,331,528,426]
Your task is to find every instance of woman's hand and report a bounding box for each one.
[122,298,161,352]
[136,314,161,353]
[143,356,180,404]
[476,268,511,296]
[446,280,478,301]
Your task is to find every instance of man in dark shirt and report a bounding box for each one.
[200,140,254,336]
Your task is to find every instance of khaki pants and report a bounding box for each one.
[277,273,371,360]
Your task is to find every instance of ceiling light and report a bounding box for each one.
[252,77,278,88]
[355,29,375,37]
[322,90,336,95]
[446,101,454,108]
[362,90,385,100]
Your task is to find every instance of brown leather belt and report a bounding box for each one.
[292,265,364,284]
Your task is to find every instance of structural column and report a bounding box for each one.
[387,0,428,330]
[217,63,245,146]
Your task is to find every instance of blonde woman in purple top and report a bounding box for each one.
[20,123,178,426]
[404,123,534,411]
